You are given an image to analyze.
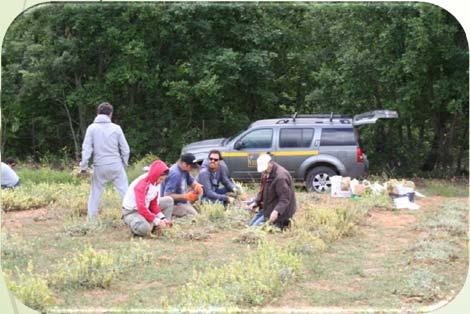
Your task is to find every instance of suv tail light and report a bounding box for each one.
[356,147,364,163]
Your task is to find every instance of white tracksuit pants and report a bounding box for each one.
[88,163,128,219]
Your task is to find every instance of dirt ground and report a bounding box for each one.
[1,194,468,311]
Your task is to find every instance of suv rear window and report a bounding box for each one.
[279,128,314,148]
[320,128,356,146]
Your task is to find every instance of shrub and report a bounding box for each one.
[2,183,59,211]
[51,183,89,216]
[197,201,227,223]
[287,230,327,255]
[356,193,394,211]
[115,239,155,273]
[5,263,54,312]
[50,246,115,289]
[193,202,250,230]
[178,241,302,308]
[288,205,356,243]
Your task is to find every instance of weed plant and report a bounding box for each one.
[288,205,356,243]
[5,262,54,312]
[177,241,302,308]
[115,239,156,273]
[1,183,60,211]
[50,246,115,289]
[233,228,266,244]
[420,205,467,236]
[410,239,459,263]
[1,233,32,270]
[356,192,394,211]
[399,268,445,302]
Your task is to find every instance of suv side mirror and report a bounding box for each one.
[234,141,244,150]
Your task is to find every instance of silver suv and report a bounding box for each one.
[182,110,398,192]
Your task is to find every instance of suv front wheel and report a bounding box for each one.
[306,166,336,193]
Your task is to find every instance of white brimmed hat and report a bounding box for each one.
[257,153,272,172]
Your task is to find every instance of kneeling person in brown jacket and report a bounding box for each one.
[248,153,296,229]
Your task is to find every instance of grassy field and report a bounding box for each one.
[1,164,468,312]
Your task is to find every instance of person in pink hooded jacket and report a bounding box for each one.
[122,160,174,237]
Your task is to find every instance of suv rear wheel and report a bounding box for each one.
[306,166,336,193]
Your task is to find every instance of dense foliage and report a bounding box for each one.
[1,2,468,176]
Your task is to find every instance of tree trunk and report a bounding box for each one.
[422,113,447,171]
[62,95,80,161]
[406,120,413,147]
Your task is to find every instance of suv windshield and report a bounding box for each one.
[223,129,245,145]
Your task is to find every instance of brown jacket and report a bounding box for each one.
[255,162,296,226]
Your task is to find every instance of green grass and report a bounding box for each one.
[16,167,81,185]
[422,179,469,197]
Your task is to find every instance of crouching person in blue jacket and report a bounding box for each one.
[197,150,241,207]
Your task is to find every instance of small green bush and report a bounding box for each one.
[289,205,356,242]
[356,193,394,211]
[50,246,115,289]
[197,201,227,222]
[2,183,60,211]
[5,263,54,312]
[115,239,155,273]
[287,230,327,255]
[178,241,302,308]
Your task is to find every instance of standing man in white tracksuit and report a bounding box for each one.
[79,102,130,220]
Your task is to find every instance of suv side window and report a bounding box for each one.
[320,128,356,146]
[279,128,314,148]
[239,128,273,149]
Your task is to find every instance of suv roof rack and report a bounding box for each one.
[280,113,352,119]
[277,112,353,124]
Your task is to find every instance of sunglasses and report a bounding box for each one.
[209,158,220,162]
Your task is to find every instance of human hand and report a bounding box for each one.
[268,210,279,224]
[227,196,235,204]
[247,202,257,213]
[159,218,173,229]
[185,191,199,202]
[193,183,204,195]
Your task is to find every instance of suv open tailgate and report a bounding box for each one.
[353,110,399,126]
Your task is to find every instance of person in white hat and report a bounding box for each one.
[248,153,297,229]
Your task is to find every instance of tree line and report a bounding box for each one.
[1,2,468,176]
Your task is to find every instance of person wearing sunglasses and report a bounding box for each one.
[197,150,239,206]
